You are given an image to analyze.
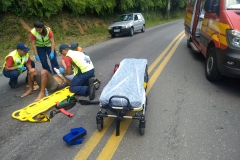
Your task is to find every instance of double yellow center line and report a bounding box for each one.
[74,30,185,160]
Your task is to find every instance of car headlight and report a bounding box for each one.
[108,26,112,30]
[226,29,240,50]
[122,24,130,29]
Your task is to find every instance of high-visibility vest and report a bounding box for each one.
[66,50,94,75]
[3,50,29,73]
[31,27,51,47]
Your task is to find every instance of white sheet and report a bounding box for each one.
[99,58,147,108]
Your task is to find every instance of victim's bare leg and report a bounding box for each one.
[21,68,37,98]
[34,69,51,102]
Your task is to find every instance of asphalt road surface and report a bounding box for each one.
[1,20,240,160]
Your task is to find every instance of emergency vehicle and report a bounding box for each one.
[184,0,240,81]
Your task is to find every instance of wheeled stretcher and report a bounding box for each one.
[96,58,148,136]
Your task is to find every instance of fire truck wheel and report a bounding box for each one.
[187,38,191,48]
[205,48,222,81]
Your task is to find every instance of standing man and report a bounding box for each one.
[2,42,35,88]
[30,20,59,74]
[59,44,95,100]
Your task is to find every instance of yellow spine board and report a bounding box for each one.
[12,86,74,122]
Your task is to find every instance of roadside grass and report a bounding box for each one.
[144,11,185,27]
[0,11,184,72]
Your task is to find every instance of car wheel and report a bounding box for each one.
[141,25,145,32]
[205,48,222,81]
[129,27,134,36]
[111,34,116,38]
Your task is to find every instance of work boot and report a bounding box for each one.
[88,78,96,100]
[8,82,18,89]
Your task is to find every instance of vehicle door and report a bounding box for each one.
[137,14,144,29]
[187,0,203,41]
[200,0,220,55]
[133,14,140,30]
[189,0,198,36]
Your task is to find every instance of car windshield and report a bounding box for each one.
[115,14,133,22]
[226,0,240,9]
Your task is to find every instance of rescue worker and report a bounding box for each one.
[30,20,59,74]
[58,44,95,100]
[2,42,35,88]
[69,41,83,52]
[69,41,89,57]
[61,41,84,81]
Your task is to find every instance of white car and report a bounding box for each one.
[108,13,145,38]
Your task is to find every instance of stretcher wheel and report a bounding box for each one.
[96,115,103,131]
[139,119,145,135]
[139,128,145,135]
[97,123,103,131]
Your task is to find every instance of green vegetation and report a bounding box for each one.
[0,0,186,18]
[0,0,186,71]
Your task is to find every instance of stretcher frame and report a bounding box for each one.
[96,58,148,136]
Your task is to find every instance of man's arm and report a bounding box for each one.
[62,58,67,69]
[25,58,33,70]
[49,30,55,53]
[26,64,32,70]
[4,57,18,71]
[30,33,38,55]
[61,75,71,86]
[63,56,74,75]
[5,66,18,71]
[65,66,73,75]
[50,37,55,53]
[31,40,38,56]
[54,73,71,86]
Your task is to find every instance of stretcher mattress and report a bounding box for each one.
[99,58,147,108]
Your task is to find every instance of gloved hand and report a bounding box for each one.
[49,52,54,60]
[59,67,65,74]
[18,66,27,71]
[35,54,40,62]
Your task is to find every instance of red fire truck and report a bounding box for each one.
[184,0,240,81]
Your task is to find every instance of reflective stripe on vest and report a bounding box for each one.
[72,66,78,76]
[3,50,29,73]
[31,27,51,47]
[66,50,94,75]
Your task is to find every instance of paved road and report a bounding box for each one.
[1,20,240,160]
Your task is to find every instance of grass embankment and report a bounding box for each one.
[0,11,184,72]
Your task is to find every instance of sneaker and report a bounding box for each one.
[8,82,18,89]
[88,78,96,100]
[13,84,18,88]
